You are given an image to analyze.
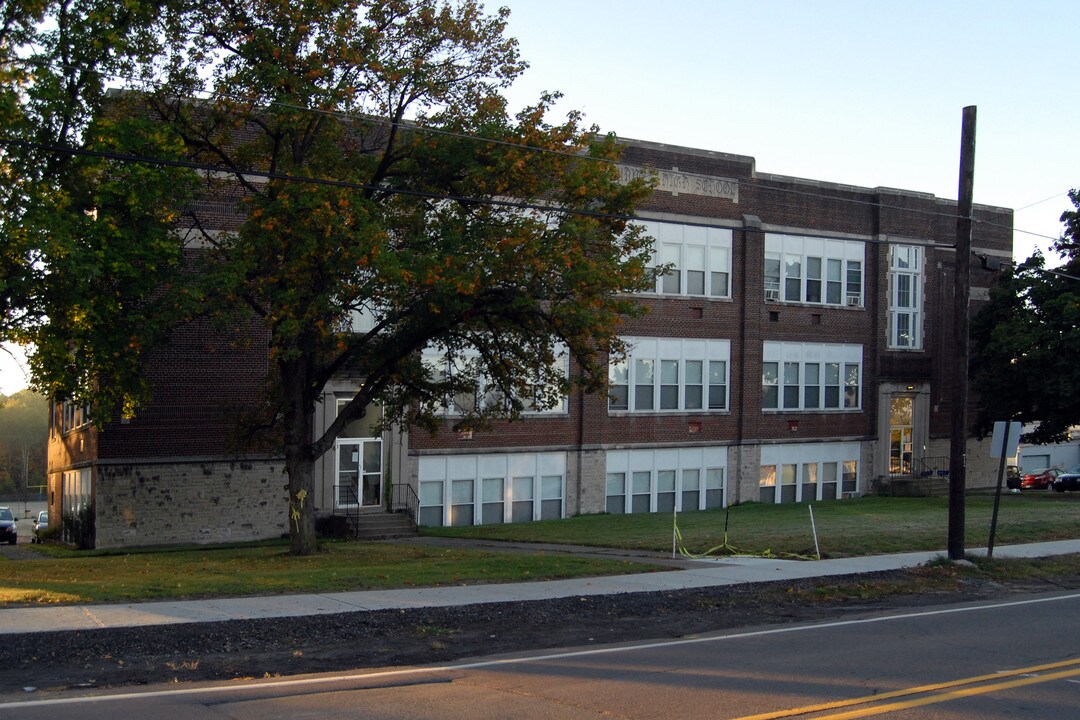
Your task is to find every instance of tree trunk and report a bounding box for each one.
[282,361,319,556]
[285,444,318,556]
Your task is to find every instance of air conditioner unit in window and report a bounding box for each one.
[764,289,780,302]
[846,294,861,307]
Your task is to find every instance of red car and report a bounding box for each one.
[1019,467,1060,490]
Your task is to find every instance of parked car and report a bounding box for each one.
[31,511,48,543]
[1051,464,1080,492]
[0,507,16,545]
[1019,467,1061,490]
[1006,464,1021,490]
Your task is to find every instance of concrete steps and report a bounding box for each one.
[347,510,418,540]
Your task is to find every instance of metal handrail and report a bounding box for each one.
[390,483,419,526]
[332,483,361,536]
[912,456,950,478]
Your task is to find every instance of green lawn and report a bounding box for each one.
[424,494,1080,558]
[0,540,658,606]
[3,494,1077,607]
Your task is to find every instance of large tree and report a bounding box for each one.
[970,189,1080,444]
[1,0,196,412]
[4,0,654,554]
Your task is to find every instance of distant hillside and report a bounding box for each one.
[0,390,48,497]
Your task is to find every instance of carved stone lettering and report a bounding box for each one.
[617,164,739,203]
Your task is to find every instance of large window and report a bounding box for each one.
[57,401,90,434]
[759,443,860,503]
[889,245,923,349]
[636,220,733,298]
[762,342,862,411]
[422,345,567,415]
[418,453,565,527]
[609,338,731,413]
[606,447,727,514]
[764,234,864,306]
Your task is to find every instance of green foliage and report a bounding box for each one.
[1,1,197,420]
[62,504,95,550]
[0,389,48,493]
[971,188,1080,443]
[3,1,655,555]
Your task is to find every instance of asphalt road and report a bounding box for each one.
[3,589,1078,719]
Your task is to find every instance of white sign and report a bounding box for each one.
[990,421,1022,459]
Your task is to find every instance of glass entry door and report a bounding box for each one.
[889,396,914,476]
[335,438,383,508]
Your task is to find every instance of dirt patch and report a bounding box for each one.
[6,568,1080,697]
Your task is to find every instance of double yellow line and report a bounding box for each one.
[734,657,1080,719]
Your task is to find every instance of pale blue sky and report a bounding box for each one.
[2,0,1075,394]
[501,0,1075,258]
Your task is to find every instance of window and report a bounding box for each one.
[764,234,864,307]
[422,345,568,415]
[657,470,677,512]
[708,361,728,410]
[681,469,700,511]
[685,360,703,410]
[889,245,923,349]
[609,338,731,413]
[59,401,90,434]
[760,443,860,503]
[705,468,725,508]
[608,360,629,411]
[417,453,566,527]
[762,342,862,411]
[451,479,474,527]
[511,476,534,522]
[606,473,626,514]
[637,220,733,298]
[540,475,563,520]
[631,471,652,513]
[606,447,728,514]
[481,478,505,525]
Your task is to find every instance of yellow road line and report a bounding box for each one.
[733,657,1080,720]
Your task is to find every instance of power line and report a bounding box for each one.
[7,55,1045,242]
[1014,191,1071,213]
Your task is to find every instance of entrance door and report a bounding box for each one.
[889,396,914,475]
[335,438,383,508]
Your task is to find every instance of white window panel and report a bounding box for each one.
[762,342,863,412]
[609,337,731,413]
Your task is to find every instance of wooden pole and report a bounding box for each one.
[949,106,977,561]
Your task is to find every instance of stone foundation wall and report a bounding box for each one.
[94,459,288,549]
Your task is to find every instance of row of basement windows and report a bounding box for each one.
[416,446,861,528]
[760,461,858,503]
[418,453,566,527]
[638,222,922,350]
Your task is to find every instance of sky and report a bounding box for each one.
[1,0,1075,395]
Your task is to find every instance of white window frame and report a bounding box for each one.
[762,342,863,412]
[422,345,568,416]
[888,244,923,349]
[764,234,864,307]
[759,442,861,503]
[609,337,731,413]
[417,453,566,527]
[606,447,727,514]
[636,220,733,299]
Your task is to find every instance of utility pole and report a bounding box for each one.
[949,106,976,561]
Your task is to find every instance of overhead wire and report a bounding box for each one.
[4,55,1067,246]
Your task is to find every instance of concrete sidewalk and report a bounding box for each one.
[2,538,1079,636]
